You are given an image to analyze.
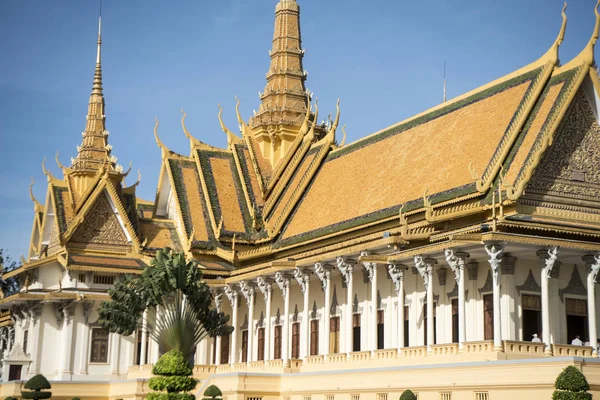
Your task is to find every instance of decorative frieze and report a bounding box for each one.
[559,265,587,302]
[516,269,542,294]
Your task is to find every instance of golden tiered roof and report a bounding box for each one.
[6,1,600,289]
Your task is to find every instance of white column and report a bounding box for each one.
[77,302,93,374]
[26,305,43,376]
[336,257,355,355]
[240,281,255,363]
[415,256,437,351]
[584,255,600,356]
[485,244,504,351]
[140,309,148,365]
[257,278,273,361]
[315,263,331,356]
[457,253,467,349]
[538,248,559,354]
[151,306,160,363]
[389,264,406,352]
[215,336,222,365]
[275,272,291,363]
[57,303,76,377]
[362,258,378,352]
[294,268,310,359]
[110,332,121,375]
[224,285,239,364]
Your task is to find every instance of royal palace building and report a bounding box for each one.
[2,1,600,399]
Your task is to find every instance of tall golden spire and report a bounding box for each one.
[249,0,308,130]
[71,8,117,174]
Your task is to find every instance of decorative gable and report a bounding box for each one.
[69,192,131,251]
[525,89,600,201]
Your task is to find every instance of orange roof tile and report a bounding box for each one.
[280,71,538,243]
[139,220,181,251]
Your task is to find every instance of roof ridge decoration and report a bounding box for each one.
[218,104,242,149]
[562,0,600,70]
[473,4,568,194]
[29,178,43,211]
[235,97,249,137]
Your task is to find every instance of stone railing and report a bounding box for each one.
[463,340,494,354]
[373,348,398,360]
[430,343,459,356]
[503,341,545,356]
[402,346,427,358]
[552,344,594,358]
[305,355,325,365]
[328,353,347,364]
[129,340,597,379]
[127,364,153,379]
[350,351,371,362]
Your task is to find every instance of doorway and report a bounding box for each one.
[483,294,494,340]
[353,313,361,351]
[522,294,542,342]
[452,298,459,343]
[566,298,588,344]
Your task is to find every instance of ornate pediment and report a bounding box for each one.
[4,344,31,363]
[70,193,130,248]
[525,89,600,200]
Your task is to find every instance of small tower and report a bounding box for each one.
[248,0,321,166]
[69,13,121,196]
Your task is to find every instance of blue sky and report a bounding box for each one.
[0,0,598,260]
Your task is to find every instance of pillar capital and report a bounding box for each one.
[275,271,291,298]
[388,264,406,295]
[314,262,332,290]
[537,247,559,279]
[293,266,311,294]
[583,254,600,282]
[224,284,239,304]
[336,256,356,285]
[444,249,469,282]
[239,280,256,305]
[256,276,273,301]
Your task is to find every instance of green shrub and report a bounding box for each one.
[24,375,51,391]
[400,390,417,400]
[149,350,197,400]
[72,397,81,400]
[21,374,51,400]
[203,385,222,400]
[147,393,195,400]
[553,366,592,400]
[152,350,193,377]
[5,397,17,400]
[149,376,197,393]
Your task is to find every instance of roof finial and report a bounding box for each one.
[29,178,41,208]
[562,1,600,69]
[218,104,241,147]
[93,0,103,96]
[154,117,171,158]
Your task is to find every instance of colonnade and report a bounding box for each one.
[206,245,600,364]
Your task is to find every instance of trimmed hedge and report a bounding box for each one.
[152,350,194,377]
[203,385,222,400]
[149,350,197,400]
[21,374,51,400]
[400,390,417,400]
[553,366,592,400]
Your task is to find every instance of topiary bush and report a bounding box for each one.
[203,385,222,400]
[147,350,197,400]
[72,398,81,400]
[21,374,51,400]
[553,366,592,400]
[400,390,417,400]
[5,397,18,400]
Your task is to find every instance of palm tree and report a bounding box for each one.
[98,247,232,360]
